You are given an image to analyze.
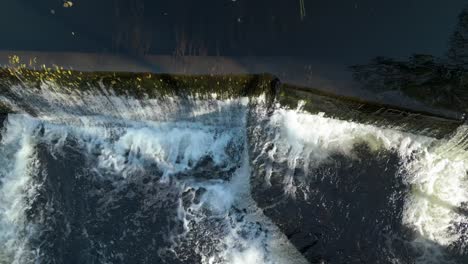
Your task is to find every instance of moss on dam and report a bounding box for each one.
[0,67,463,139]
[0,68,275,99]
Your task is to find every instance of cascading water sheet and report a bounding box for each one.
[0,86,307,264]
[0,83,467,263]
[249,105,468,263]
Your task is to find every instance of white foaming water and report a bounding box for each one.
[172,142,309,264]
[1,84,468,263]
[263,106,431,197]
[0,87,308,264]
[3,84,249,125]
[0,115,41,264]
[262,106,468,263]
[401,125,468,263]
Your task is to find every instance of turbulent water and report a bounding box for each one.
[0,83,468,263]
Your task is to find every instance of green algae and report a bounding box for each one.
[0,67,462,138]
[0,68,276,99]
[0,67,278,114]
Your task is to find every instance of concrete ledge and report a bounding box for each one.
[0,54,463,139]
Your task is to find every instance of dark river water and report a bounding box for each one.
[0,84,468,264]
[1,1,468,263]
[0,0,466,64]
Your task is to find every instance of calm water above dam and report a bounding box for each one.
[2,1,468,263]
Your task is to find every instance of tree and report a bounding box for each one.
[448,6,468,66]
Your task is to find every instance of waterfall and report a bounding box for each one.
[0,70,467,263]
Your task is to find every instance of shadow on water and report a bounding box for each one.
[350,5,468,115]
[250,142,468,263]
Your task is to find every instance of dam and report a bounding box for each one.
[2,0,468,263]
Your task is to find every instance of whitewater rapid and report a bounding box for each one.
[0,85,467,263]
[0,89,309,264]
[251,105,468,263]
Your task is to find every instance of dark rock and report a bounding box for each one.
[0,113,7,141]
[0,113,6,126]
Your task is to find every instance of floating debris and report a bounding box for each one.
[63,1,73,8]
[299,0,306,20]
